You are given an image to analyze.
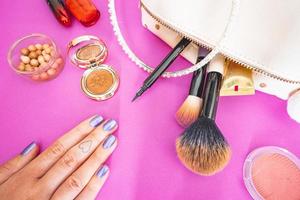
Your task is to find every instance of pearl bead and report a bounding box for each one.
[51,63,59,69]
[47,68,56,76]
[56,58,63,64]
[31,74,40,81]
[20,56,30,64]
[40,72,49,80]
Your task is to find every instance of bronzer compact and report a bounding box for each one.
[68,35,119,101]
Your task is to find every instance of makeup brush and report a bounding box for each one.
[132,38,191,102]
[175,48,208,128]
[176,54,231,176]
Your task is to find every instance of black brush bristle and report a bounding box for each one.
[176,115,231,175]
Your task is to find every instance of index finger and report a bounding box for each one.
[25,115,104,178]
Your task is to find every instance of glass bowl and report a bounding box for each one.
[7,33,65,81]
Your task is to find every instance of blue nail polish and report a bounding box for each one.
[97,165,109,178]
[21,142,36,156]
[90,115,104,127]
[103,135,116,149]
[103,120,117,131]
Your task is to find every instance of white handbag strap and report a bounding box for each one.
[108,0,241,78]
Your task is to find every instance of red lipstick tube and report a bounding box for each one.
[65,0,100,27]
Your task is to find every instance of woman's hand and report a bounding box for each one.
[0,115,118,200]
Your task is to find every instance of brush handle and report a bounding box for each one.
[143,38,191,88]
[202,72,222,120]
[189,56,207,97]
[202,55,225,120]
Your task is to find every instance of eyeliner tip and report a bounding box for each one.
[132,95,139,102]
[132,86,147,102]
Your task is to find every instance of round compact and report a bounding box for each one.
[68,35,119,101]
[243,146,300,200]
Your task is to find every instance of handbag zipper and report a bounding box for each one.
[141,2,300,84]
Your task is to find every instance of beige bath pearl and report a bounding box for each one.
[40,62,48,68]
[21,48,29,56]
[36,49,42,55]
[50,51,56,57]
[20,55,30,64]
[38,55,45,64]
[40,72,49,80]
[28,51,38,59]
[25,65,33,71]
[56,58,63,64]
[47,68,56,76]
[30,59,39,67]
[28,45,36,51]
[35,43,42,50]
[42,44,50,49]
[32,74,40,81]
[51,63,59,69]
[50,47,55,53]
[18,63,25,71]
[44,54,51,62]
[42,50,48,56]
[44,48,51,54]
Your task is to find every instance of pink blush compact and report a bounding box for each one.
[243,147,300,200]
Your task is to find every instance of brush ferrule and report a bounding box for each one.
[207,54,226,75]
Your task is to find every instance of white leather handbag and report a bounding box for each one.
[109,0,300,123]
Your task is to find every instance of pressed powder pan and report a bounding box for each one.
[68,35,119,101]
[76,44,104,61]
[81,64,119,100]
[243,146,300,200]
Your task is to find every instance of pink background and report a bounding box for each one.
[0,0,300,199]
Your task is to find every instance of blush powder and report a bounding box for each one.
[86,69,114,95]
[244,147,300,200]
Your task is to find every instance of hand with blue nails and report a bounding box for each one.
[0,115,118,200]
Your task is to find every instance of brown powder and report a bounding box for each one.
[86,69,114,95]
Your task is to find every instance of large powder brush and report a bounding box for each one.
[176,55,231,175]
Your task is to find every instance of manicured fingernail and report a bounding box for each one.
[103,135,116,149]
[89,115,104,127]
[97,165,109,178]
[21,142,36,156]
[103,120,117,131]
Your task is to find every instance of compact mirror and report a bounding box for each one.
[68,35,119,101]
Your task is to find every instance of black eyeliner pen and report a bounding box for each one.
[132,38,191,102]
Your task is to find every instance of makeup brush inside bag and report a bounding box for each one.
[132,38,191,101]
[175,48,208,128]
[176,54,231,176]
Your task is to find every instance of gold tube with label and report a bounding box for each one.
[220,62,255,96]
